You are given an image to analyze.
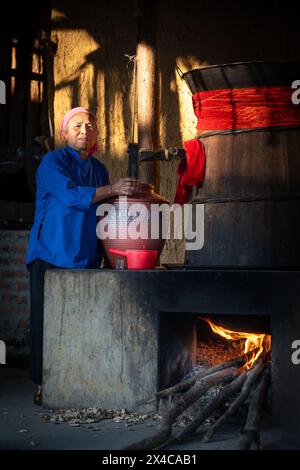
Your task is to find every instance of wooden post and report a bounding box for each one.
[136,0,159,189]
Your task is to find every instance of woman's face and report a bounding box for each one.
[63,112,97,153]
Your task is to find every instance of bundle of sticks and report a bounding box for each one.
[124,352,271,450]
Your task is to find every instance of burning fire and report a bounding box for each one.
[202,318,271,369]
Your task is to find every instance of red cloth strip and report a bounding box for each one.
[192,86,300,133]
[175,139,206,205]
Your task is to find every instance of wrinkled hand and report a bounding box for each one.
[111,178,142,197]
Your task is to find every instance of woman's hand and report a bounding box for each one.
[110,178,141,197]
[92,178,145,203]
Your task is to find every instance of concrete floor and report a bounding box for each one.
[0,366,299,451]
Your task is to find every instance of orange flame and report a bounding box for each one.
[202,318,271,369]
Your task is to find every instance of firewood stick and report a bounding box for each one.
[175,369,248,443]
[156,356,245,400]
[202,360,265,443]
[237,367,271,450]
[125,366,240,450]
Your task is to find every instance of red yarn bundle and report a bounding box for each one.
[175,86,300,204]
[192,86,300,134]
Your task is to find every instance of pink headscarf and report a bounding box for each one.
[60,107,98,154]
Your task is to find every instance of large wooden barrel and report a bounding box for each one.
[182,62,300,267]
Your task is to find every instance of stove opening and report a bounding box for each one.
[158,312,271,391]
[157,312,272,446]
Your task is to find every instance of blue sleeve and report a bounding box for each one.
[37,153,96,211]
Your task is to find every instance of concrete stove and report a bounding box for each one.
[43,268,300,432]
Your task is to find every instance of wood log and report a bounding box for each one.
[175,369,248,443]
[125,366,240,450]
[156,356,245,400]
[237,367,271,450]
[202,361,265,443]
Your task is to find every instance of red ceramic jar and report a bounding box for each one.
[98,183,170,268]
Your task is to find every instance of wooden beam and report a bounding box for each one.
[136,0,159,189]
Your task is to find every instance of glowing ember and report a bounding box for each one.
[201,318,271,369]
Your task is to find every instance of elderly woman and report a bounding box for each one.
[26,107,139,404]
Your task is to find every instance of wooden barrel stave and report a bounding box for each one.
[186,199,300,266]
[196,130,300,202]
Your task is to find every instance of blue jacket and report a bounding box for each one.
[26,145,110,269]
